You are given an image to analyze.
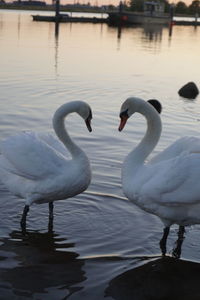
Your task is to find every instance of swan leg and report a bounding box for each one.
[160,226,170,256]
[49,202,54,219]
[172,225,185,259]
[20,205,29,234]
[48,202,54,233]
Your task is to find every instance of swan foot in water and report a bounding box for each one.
[172,226,185,259]
[20,205,29,234]
[48,202,54,233]
[160,226,170,256]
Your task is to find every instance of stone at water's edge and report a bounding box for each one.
[105,257,200,300]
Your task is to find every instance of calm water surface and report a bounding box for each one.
[1,9,200,299]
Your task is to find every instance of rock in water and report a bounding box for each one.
[147,99,162,114]
[178,82,199,99]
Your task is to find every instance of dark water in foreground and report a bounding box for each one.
[1,9,200,299]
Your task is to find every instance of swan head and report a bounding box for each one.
[118,97,162,131]
[77,101,93,132]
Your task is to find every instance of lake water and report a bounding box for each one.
[1,9,200,299]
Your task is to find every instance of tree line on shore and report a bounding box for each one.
[127,0,200,16]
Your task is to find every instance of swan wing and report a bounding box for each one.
[150,136,200,164]
[141,153,200,206]
[37,132,70,158]
[0,132,69,180]
[0,155,37,180]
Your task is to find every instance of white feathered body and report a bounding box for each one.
[123,151,200,226]
[120,98,200,228]
[0,132,91,205]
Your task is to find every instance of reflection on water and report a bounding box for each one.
[142,24,163,42]
[0,231,85,299]
[55,21,59,38]
[114,23,173,52]
[106,256,200,300]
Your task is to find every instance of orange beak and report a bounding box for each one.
[118,115,128,131]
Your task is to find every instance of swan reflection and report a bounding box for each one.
[0,231,85,299]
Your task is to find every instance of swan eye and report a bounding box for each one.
[88,109,92,120]
[119,109,129,119]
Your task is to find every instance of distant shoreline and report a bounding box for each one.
[0,5,197,19]
[0,4,110,13]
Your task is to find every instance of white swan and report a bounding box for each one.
[0,101,92,232]
[119,97,200,257]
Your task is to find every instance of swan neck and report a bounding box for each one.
[127,106,162,166]
[53,103,83,158]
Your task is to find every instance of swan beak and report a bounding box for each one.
[85,118,92,132]
[119,115,128,131]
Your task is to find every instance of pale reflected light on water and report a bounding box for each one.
[1,9,200,299]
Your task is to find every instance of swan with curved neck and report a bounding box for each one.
[119,97,200,257]
[0,101,92,232]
